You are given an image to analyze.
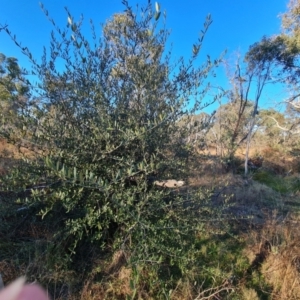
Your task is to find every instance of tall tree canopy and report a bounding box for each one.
[245,0,300,138]
[246,0,300,86]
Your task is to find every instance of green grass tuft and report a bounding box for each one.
[253,171,289,193]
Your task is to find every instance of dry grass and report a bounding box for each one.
[80,268,132,300]
[240,287,260,300]
[263,251,300,299]
[0,260,25,285]
[261,220,300,300]
[0,138,29,177]
[76,250,131,300]
[242,212,300,300]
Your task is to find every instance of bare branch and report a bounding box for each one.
[194,283,234,300]
[268,116,290,131]
[268,116,300,134]
[284,99,300,109]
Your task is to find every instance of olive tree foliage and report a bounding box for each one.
[0,24,8,32]
[0,1,221,267]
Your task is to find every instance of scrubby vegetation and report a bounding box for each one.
[1,0,300,299]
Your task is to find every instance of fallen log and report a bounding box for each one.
[153,180,185,188]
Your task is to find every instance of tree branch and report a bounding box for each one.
[268,116,300,134]
[0,23,8,32]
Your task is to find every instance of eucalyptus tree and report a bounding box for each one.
[256,109,289,146]
[0,53,30,135]
[208,99,253,160]
[212,54,271,175]
[245,0,300,142]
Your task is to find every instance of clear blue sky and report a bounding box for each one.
[0,0,288,112]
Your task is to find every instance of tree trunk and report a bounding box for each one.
[245,103,259,177]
